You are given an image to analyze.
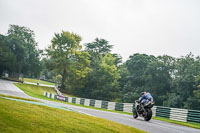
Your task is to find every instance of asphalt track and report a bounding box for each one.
[0,79,200,133]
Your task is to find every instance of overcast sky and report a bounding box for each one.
[0,0,200,61]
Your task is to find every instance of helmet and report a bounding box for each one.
[141,91,146,96]
[141,92,145,96]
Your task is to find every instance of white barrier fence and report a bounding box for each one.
[44,92,200,123]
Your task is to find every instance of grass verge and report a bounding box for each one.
[0,97,146,133]
[153,117,200,129]
[0,94,40,102]
[24,78,55,86]
[14,83,200,129]
[14,83,56,100]
[14,83,132,115]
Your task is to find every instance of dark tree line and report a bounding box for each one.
[1,25,200,110]
[120,53,200,110]
[0,25,41,78]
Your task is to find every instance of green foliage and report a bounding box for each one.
[84,38,113,57]
[47,31,91,93]
[82,54,120,100]
[194,90,200,101]
[163,93,182,108]
[0,25,41,78]
[40,58,56,80]
[119,53,200,109]
[54,74,62,86]
[8,25,41,77]
[0,34,15,76]
[112,53,122,67]
[126,54,155,87]
[195,74,200,88]
[174,53,200,108]
[94,54,120,100]
[82,39,120,101]
[144,55,175,105]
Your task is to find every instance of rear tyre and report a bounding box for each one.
[144,109,152,121]
[133,110,138,118]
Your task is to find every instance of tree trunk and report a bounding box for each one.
[61,69,66,90]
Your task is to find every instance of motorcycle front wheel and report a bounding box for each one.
[133,110,138,118]
[144,108,152,121]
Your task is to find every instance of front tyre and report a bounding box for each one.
[144,108,152,121]
[133,110,138,119]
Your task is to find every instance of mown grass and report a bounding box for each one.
[0,97,146,133]
[14,83,200,129]
[24,78,55,86]
[0,94,40,102]
[14,83,56,100]
[14,83,132,115]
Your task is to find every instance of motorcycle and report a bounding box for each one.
[133,98,154,121]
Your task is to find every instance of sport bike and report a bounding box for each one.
[133,99,154,121]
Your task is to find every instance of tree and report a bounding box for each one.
[6,25,41,77]
[144,55,175,105]
[47,31,91,93]
[119,54,155,102]
[184,73,200,110]
[174,53,200,108]
[84,38,113,57]
[40,58,56,80]
[0,34,15,76]
[195,74,200,88]
[55,74,62,87]
[112,53,122,67]
[163,93,182,108]
[126,53,155,87]
[120,54,177,105]
[83,38,120,100]
[83,54,120,100]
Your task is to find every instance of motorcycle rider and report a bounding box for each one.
[137,91,153,115]
[140,91,153,104]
